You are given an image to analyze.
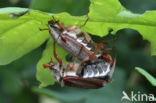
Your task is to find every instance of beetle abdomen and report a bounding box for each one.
[81,60,110,78]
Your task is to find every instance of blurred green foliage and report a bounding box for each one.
[0,0,156,103]
[30,0,90,16]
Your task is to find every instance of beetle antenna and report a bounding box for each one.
[104,36,119,43]
[43,64,52,68]
[99,36,119,50]
[103,46,115,51]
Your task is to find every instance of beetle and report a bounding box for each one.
[43,42,116,89]
[46,17,118,69]
[46,16,105,62]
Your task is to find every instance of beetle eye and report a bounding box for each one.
[49,62,55,66]
[50,24,53,27]
[49,23,59,29]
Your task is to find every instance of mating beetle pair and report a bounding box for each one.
[43,16,116,89]
[9,10,116,89]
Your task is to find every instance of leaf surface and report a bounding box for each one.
[135,67,156,86]
[0,7,51,65]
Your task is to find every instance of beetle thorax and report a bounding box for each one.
[48,24,62,41]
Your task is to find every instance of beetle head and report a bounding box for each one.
[43,60,62,82]
[48,20,63,41]
[48,18,63,30]
[48,20,59,29]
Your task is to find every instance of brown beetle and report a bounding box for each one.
[47,17,104,61]
[43,42,116,89]
[46,17,117,69]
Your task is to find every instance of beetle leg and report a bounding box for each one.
[80,42,106,65]
[69,45,84,70]
[80,56,90,66]
[79,41,101,65]
[104,47,114,51]
[104,36,119,43]
[93,36,118,50]
[82,32,109,50]
[92,42,107,57]
[67,63,71,69]
[100,36,119,48]
[67,18,89,32]
[79,17,89,28]
[69,57,78,70]
[53,42,63,66]
[82,32,91,43]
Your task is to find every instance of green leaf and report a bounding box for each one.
[36,39,67,88]
[0,7,51,65]
[30,0,90,16]
[0,7,28,14]
[87,0,156,55]
[135,67,156,86]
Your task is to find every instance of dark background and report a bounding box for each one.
[0,0,156,103]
